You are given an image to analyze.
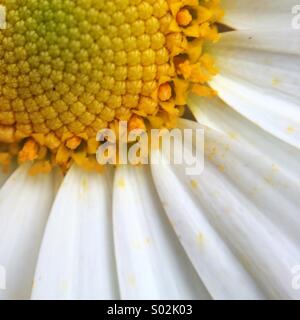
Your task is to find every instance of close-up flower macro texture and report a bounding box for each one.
[0,0,300,300]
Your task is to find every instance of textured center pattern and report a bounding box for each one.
[0,0,173,137]
[0,0,222,173]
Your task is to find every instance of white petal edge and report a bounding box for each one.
[187,98,300,245]
[214,30,300,99]
[150,149,264,300]
[222,0,299,30]
[31,165,119,300]
[209,30,300,149]
[0,164,54,300]
[187,96,300,175]
[168,120,300,299]
[215,29,300,56]
[113,165,211,300]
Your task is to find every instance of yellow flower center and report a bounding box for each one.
[0,0,223,174]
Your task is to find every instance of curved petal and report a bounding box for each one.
[113,165,210,300]
[0,164,54,300]
[31,165,119,300]
[222,0,299,30]
[209,30,300,149]
[188,98,300,245]
[159,119,300,299]
[188,96,300,181]
[213,29,300,55]
[150,152,264,299]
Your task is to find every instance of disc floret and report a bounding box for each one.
[0,0,223,173]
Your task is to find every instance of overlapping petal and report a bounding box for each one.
[208,30,300,149]
[31,165,118,300]
[222,0,299,30]
[152,120,300,299]
[0,164,54,299]
[113,165,210,299]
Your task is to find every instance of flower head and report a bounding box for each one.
[0,0,222,173]
[0,0,300,301]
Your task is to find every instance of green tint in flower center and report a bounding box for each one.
[0,0,222,173]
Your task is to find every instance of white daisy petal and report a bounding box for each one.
[188,98,300,244]
[222,0,299,30]
[31,165,118,300]
[209,30,300,149]
[188,96,300,181]
[150,152,263,300]
[113,165,210,300]
[0,164,54,300]
[171,120,300,299]
[214,29,300,56]
[213,30,300,97]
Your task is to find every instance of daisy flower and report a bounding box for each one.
[0,0,300,300]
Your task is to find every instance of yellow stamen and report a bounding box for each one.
[66,137,82,150]
[158,83,172,102]
[18,140,39,163]
[176,9,193,27]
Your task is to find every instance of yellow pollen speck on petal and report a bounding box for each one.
[196,232,204,247]
[81,176,89,191]
[218,164,225,172]
[145,237,152,245]
[0,0,222,173]
[117,177,126,188]
[127,275,137,288]
[272,78,282,87]
[79,175,89,198]
[190,179,198,189]
[264,165,279,186]
[287,126,296,134]
[228,131,238,140]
